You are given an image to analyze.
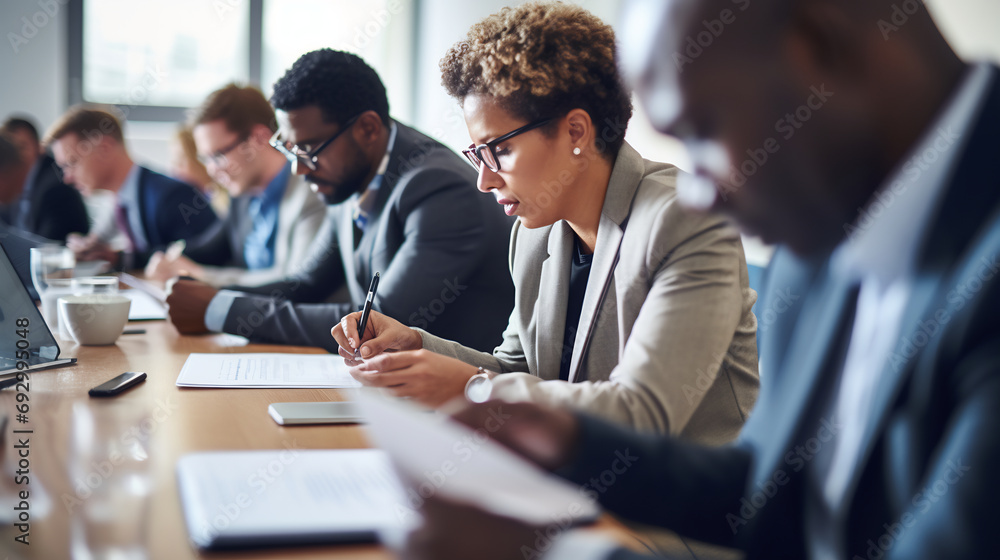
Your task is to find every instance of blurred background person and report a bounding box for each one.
[168,125,230,219]
[165,50,514,354]
[0,115,90,242]
[146,84,325,287]
[46,106,219,270]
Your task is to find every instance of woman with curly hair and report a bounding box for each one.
[333,1,759,441]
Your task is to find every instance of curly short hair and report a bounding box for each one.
[440,1,633,158]
[271,49,390,127]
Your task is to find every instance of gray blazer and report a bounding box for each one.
[209,122,515,354]
[420,143,759,441]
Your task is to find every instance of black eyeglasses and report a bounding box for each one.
[269,114,361,172]
[199,134,248,167]
[462,117,554,173]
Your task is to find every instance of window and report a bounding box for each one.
[81,0,250,109]
[68,0,415,123]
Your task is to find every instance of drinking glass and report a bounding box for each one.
[31,246,76,332]
[41,278,79,335]
[29,245,75,295]
[78,276,120,295]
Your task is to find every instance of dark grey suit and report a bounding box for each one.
[210,122,515,353]
[184,195,253,269]
[12,154,90,242]
[558,66,1000,559]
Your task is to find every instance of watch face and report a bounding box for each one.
[466,375,492,404]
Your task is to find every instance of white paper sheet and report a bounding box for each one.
[176,449,410,548]
[175,353,361,388]
[355,390,600,527]
[121,289,167,321]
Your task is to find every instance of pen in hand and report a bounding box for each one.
[355,272,381,360]
[166,239,186,260]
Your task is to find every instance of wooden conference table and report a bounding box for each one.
[0,319,645,559]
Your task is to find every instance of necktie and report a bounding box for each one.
[114,203,137,254]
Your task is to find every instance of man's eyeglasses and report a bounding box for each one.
[198,134,248,167]
[462,117,554,173]
[269,114,361,172]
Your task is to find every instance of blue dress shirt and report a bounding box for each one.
[243,163,290,270]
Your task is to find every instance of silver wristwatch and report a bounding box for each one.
[465,366,494,403]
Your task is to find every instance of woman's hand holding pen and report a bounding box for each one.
[331,310,422,363]
[331,311,475,406]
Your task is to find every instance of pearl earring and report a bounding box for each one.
[572,147,581,155]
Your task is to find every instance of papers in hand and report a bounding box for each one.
[176,353,361,388]
[176,449,408,548]
[174,392,598,550]
[355,390,600,527]
[118,272,166,302]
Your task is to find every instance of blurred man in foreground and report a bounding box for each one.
[401,0,1000,558]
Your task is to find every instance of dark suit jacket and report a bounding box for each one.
[14,154,90,242]
[215,122,515,353]
[560,66,1000,559]
[183,195,253,268]
[123,166,220,269]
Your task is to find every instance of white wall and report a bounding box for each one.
[0,0,68,135]
[410,0,1000,171]
[410,0,689,168]
[2,0,999,173]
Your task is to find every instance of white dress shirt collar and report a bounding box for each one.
[115,163,143,205]
[812,64,995,559]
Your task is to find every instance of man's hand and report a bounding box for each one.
[450,400,581,472]
[66,232,94,254]
[165,278,218,334]
[68,234,120,267]
[402,494,555,560]
[331,310,423,360]
[146,251,203,283]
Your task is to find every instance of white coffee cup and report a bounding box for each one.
[58,294,132,345]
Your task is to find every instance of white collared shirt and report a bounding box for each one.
[822,62,993,513]
[114,164,146,251]
[93,163,142,249]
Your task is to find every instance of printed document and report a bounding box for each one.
[176,353,360,388]
[177,449,408,548]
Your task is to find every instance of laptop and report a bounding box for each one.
[0,244,76,381]
[0,223,48,300]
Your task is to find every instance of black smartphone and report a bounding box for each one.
[89,372,147,397]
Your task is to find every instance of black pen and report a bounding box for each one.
[355,272,380,358]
